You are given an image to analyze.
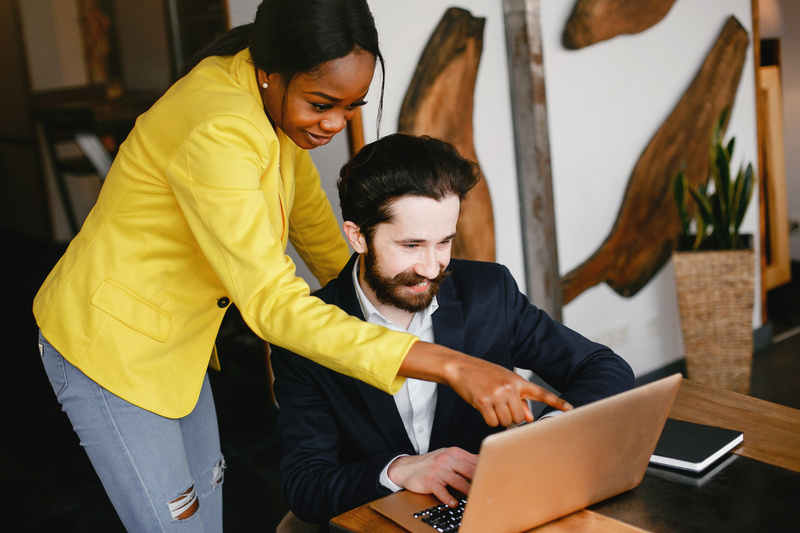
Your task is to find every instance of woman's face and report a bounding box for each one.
[258,49,376,149]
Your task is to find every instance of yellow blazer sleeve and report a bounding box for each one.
[167,114,412,393]
[287,149,351,287]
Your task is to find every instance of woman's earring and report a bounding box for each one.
[262,82,268,89]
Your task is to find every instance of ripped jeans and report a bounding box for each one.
[38,331,225,532]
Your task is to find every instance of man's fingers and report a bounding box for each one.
[430,449,476,504]
[444,475,471,500]
[392,448,479,504]
[432,485,459,507]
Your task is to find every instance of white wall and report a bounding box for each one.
[362,0,525,286]
[227,0,260,28]
[779,0,800,260]
[541,0,761,375]
[226,0,763,377]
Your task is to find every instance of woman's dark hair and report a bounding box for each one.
[183,0,385,125]
[338,134,479,242]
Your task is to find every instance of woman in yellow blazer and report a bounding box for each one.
[34,1,568,530]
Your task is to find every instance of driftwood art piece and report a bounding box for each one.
[563,0,678,49]
[398,7,495,262]
[560,16,749,304]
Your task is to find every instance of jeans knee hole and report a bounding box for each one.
[168,484,199,521]
[212,458,226,486]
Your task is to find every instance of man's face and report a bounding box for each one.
[359,195,459,315]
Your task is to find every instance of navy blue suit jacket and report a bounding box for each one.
[271,255,634,524]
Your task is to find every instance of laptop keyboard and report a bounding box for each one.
[413,497,468,532]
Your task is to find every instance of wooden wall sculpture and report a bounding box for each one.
[563,0,678,49]
[398,7,495,262]
[560,16,749,304]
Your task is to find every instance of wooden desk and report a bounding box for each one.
[330,379,800,533]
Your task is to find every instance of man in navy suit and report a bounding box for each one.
[270,134,635,527]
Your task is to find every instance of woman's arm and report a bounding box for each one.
[400,342,572,427]
[287,149,350,286]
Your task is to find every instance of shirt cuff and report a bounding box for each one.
[538,410,565,421]
[379,455,409,492]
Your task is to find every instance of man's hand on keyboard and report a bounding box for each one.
[387,447,478,507]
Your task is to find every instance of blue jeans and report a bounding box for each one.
[38,331,225,532]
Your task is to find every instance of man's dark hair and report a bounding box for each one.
[337,133,479,241]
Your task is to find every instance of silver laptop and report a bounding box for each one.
[369,373,682,533]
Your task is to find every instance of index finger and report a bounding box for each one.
[431,483,460,508]
[521,381,573,413]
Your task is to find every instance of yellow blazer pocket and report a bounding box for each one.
[91,279,172,342]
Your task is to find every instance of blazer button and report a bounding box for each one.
[217,297,230,308]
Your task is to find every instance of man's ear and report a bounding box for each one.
[343,221,368,253]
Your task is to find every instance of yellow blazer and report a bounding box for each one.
[33,49,415,418]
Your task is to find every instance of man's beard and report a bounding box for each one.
[362,248,449,314]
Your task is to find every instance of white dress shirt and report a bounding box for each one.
[351,261,438,491]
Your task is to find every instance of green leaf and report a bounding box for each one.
[713,142,731,224]
[708,191,730,247]
[714,106,730,142]
[672,170,691,236]
[692,221,705,250]
[709,107,729,182]
[689,185,714,227]
[732,163,754,234]
[681,107,752,250]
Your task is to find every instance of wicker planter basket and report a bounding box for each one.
[672,248,755,394]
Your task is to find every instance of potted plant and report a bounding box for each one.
[671,107,756,394]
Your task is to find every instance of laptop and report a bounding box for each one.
[369,373,682,533]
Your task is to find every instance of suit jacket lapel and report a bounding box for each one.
[331,255,416,453]
[430,277,465,449]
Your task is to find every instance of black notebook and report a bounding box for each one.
[649,418,743,473]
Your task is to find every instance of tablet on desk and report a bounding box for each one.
[649,418,744,473]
